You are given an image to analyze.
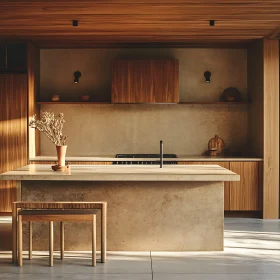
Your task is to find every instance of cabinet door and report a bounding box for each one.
[0,74,28,212]
[229,162,259,210]
[177,161,230,210]
[152,59,179,103]
[111,59,178,103]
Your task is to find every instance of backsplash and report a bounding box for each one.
[40,104,249,156]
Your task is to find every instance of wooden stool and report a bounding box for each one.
[13,201,107,264]
[17,209,99,267]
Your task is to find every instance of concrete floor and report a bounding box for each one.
[0,218,279,280]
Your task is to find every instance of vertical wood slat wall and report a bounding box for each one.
[27,41,40,158]
[263,39,279,219]
[0,74,28,212]
[111,59,179,103]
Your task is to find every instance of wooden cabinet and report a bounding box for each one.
[229,161,260,211]
[111,59,179,103]
[0,44,27,70]
[0,74,28,212]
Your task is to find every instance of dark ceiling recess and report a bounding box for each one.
[209,20,215,26]
[72,20,78,26]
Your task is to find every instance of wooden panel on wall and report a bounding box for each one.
[177,161,230,210]
[112,59,178,103]
[151,60,179,103]
[247,39,264,157]
[0,74,28,212]
[263,39,279,219]
[27,41,40,158]
[230,162,259,211]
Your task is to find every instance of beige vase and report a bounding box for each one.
[56,145,67,166]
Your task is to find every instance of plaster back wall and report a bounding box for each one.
[40,48,248,156]
[40,104,248,156]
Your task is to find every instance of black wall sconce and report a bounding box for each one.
[204,71,211,83]
[74,71,81,84]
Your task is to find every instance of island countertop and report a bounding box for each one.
[0,164,239,181]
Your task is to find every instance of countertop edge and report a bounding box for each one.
[29,156,264,162]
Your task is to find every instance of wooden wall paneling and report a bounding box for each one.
[27,41,40,158]
[152,60,179,103]
[1,1,280,45]
[177,161,230,210]
[112,60,178,103]
[263,39,279,219]
[0,74,28,212]
[229,162,259,211]
[247,40,264,157]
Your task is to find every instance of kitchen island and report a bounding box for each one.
[0,164,239,252]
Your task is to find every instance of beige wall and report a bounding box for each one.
[40,48,248,156]
[40,104,248,156]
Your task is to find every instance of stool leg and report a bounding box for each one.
[101,203,107,263]
[18,215,22,267]
[49,221,53,267]
[60,221,64,260]
[92,215,96,267]
[29,221,32,260]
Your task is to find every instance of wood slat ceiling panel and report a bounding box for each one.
[1,0,280,46]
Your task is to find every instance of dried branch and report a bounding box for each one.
[29,110,68,146]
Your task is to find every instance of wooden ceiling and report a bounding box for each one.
[1,0,280,47]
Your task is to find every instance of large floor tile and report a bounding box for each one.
[1,273,152,280]
[0,251,152,274]
[153,274,280,280]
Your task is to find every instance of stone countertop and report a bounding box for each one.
[0,164,239,182]
[29,155,263,162]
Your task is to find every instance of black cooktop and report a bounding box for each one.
[116,154,177,158]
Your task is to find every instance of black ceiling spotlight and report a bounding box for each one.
[209,20,215,26]
[72,20,78,27]
[74,71,81,84]
[204,71,211,83]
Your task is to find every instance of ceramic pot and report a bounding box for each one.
[56,145,67,166]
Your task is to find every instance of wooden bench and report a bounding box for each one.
[12,202,107,265]
[18,209,99,267]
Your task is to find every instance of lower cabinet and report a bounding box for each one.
[178,161,262,211]
[229,161,260,211]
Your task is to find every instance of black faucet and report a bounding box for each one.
[160,140,163,168]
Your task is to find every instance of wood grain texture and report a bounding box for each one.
[1,1,280,45]
[0,74,28,212]
[27,42,40,158]
[263,39,279,219]
[15,201,106,209]
[247,40,264,158]
[112,60,179,103]
[229,162,259,211]
[176,161,230,210]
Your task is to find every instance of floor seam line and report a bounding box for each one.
[150,251,153,280]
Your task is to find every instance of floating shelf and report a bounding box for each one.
[37,101,252,105]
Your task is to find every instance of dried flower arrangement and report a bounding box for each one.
[29,110,68,146]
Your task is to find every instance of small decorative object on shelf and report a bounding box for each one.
[220,87,242,102]
[29,110,68,171]
[79,95,90,101]
[51,95,60,102]
[208,135,225,156]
